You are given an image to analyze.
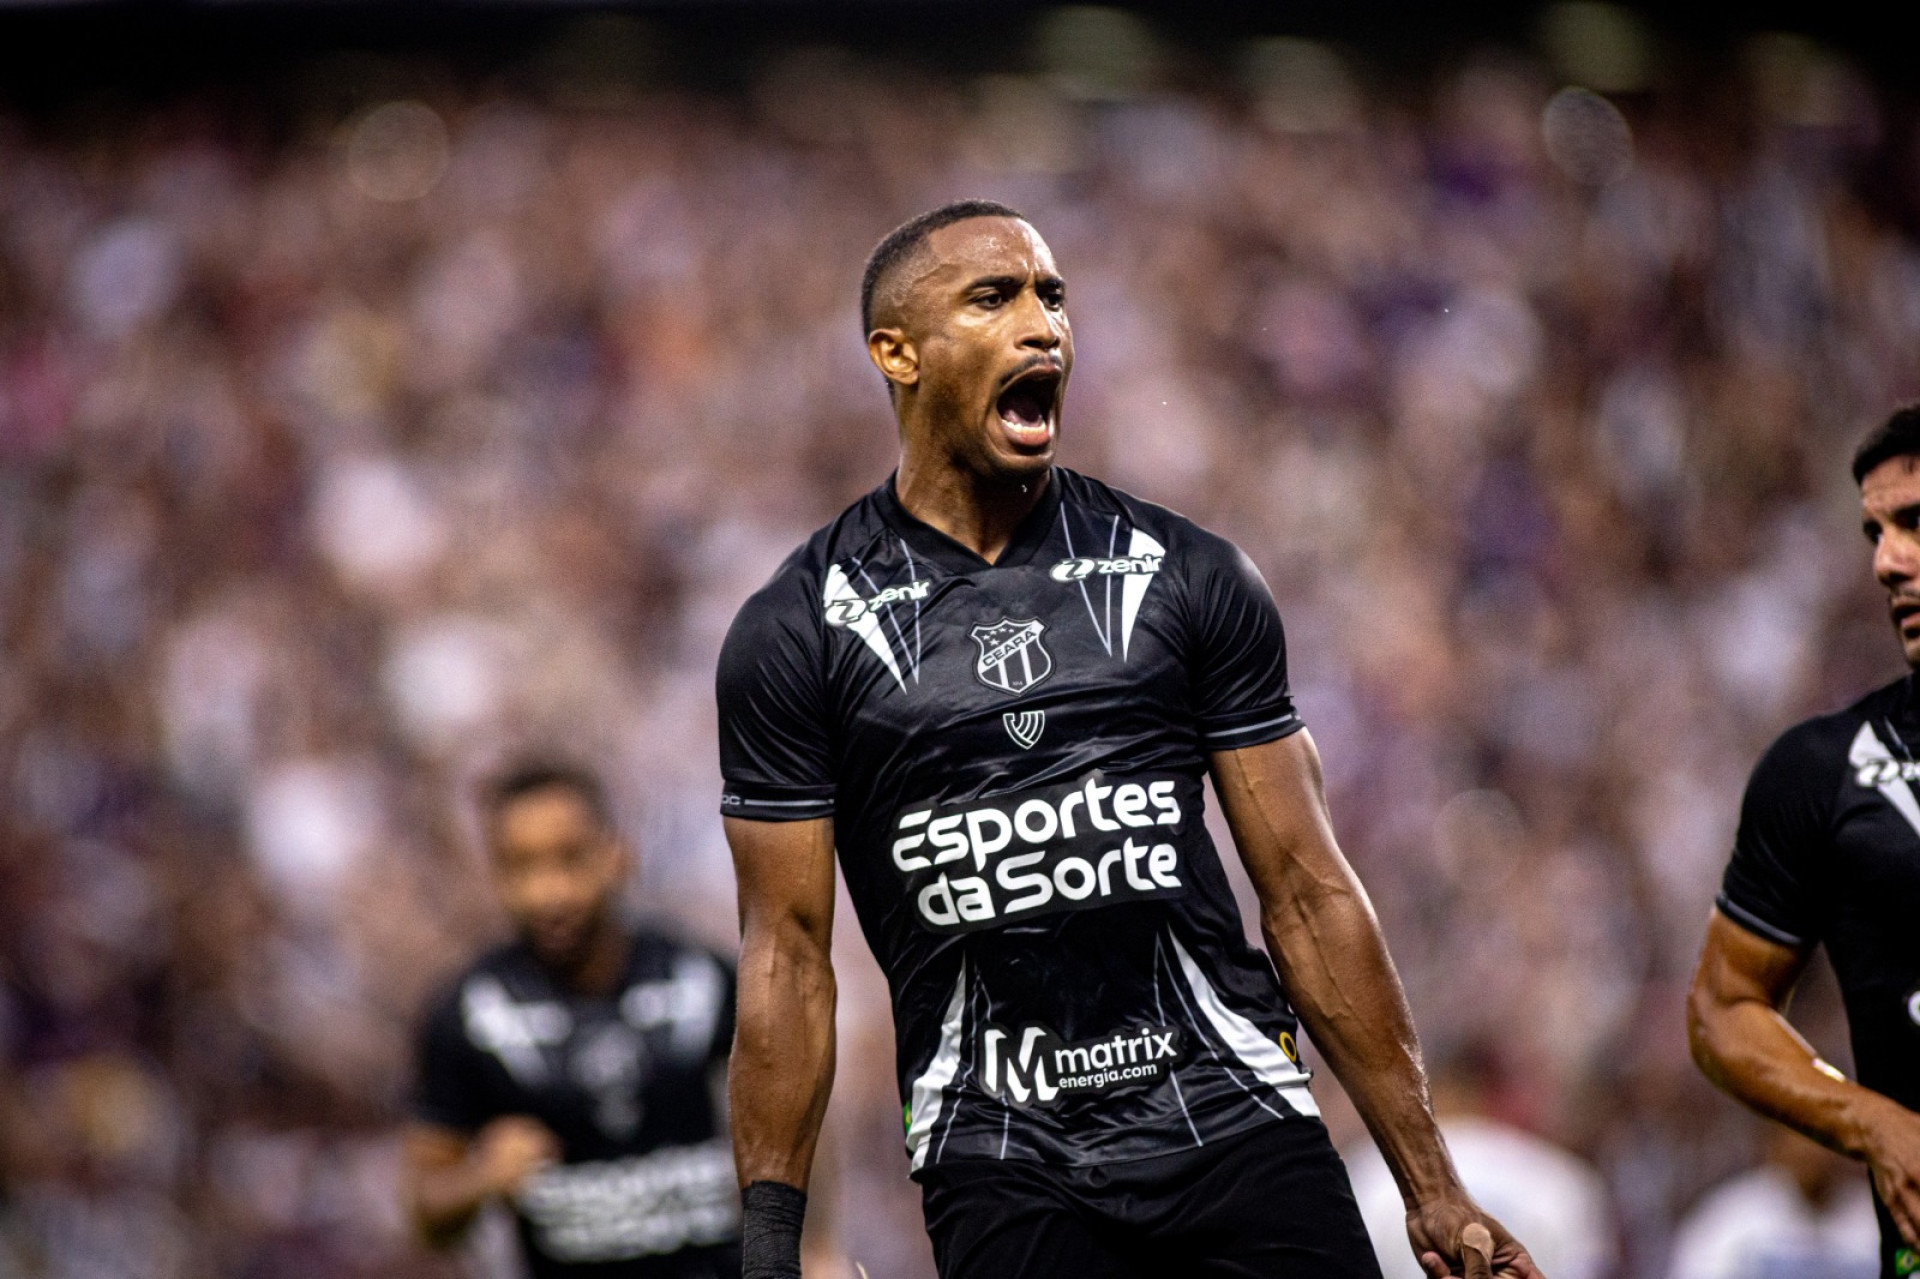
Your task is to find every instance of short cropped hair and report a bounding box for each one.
[481,760,612,830]
[860,199,1027,336]
[1852,404,1920,484]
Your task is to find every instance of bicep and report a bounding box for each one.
[725,816,836,947]
[1208,730,1357,911]
[1693,908,1814,1014]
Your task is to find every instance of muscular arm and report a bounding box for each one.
[725,815,838,1190]
[400,1117,558,1248]
[1211,731,1540,1279]
[1688,907,1920,1246]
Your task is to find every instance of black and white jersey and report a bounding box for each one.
[413,930,739,1278]
[717,468,1318,1173]
[1719,674,1920,1273]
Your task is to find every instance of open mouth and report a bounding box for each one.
[995,366,1061,449]
[1896,600,1920,630]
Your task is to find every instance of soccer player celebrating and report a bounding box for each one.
[402,763,741,1277]
[716,201,1538,1279]
[1691,406,1920,1279]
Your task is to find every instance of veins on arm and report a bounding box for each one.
[726,816,838,1190]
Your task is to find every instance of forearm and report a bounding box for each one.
[1689,984,1895,1158]
[1211,737,1458,1206]
[1263,883,1454,1206]
[730,924,837,1188]
[405,1155,498,1247]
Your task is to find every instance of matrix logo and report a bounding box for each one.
[980,1022,1183,1107]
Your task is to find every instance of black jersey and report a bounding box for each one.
[412,929,740,1277]
[717,468,1318,1173]
[1718,674,1920,1271]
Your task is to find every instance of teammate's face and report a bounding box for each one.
[488,787,626,971]
[1862,455,1920,668]
[879,217,1071,482]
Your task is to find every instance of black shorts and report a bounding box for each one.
[918,1119,1384,1279]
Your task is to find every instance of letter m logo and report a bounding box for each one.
[979,1025,1059,1107]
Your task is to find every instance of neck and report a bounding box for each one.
[549,914,629,996]
[895,453,1049,564]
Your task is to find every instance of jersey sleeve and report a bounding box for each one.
[1182,530,1304,751]
[412,986,493,1133]
[716,571,837,821]
[1716,724,1838,948]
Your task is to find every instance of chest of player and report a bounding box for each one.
[459,958,725,1158]
[1829,779,1920,924]
[818,553,1192,766]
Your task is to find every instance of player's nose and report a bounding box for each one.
[1876,531,1919,585]
[1012,289,1062,352]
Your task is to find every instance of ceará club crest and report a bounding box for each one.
[971,618,1053,695]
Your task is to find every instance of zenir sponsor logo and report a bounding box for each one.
[1049,554,1162,582]
[1003,710,1045,750]
[971,617,1053,695]
[824,579,930,627]
[1855,758,1920,788]
[979,1021,1183,1108]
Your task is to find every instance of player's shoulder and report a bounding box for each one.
[1761,674,1914,769]
[1751,672,1912,791]
[727,482,897,627]
[625,917,736,980]
[1053,468,1246,566]
[417,940,527,1031]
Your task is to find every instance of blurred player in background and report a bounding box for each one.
[1690,405,1920,1279]
[717,202,1537,1279]
[401,763,740,1277]
[1665,1126,1880,1279]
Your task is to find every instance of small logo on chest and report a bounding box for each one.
[971,618,1054,696]
[1004,710,1046,750]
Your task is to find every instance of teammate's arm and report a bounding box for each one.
[1210,731,1542,1279]
[1688,907,1920,1247]
[726,814,838,1278]
[400,1116,560,1248]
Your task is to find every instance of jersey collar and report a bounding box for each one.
[878,469,1064,574]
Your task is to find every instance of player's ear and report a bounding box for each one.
[868,327,919,389]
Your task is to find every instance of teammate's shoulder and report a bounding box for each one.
[626,917,736,976]
[1758,675,1914,769]
[418,940,523,1024]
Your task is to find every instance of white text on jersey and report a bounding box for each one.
[824,579,931,627]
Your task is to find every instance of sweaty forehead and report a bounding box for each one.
[921,217,1058,283]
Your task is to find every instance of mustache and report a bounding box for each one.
[1001,354,1065,387]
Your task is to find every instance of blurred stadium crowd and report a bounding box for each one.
[3,5,1918,1276]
